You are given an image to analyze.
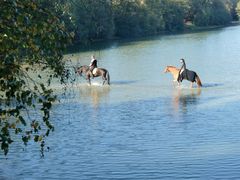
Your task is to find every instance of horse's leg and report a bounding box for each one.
[106,72,110,85]
[190,82,193,88]
[172,81,176,87]
[86,75,91,85]
[102,72,108,85]
[177,82,180,87]
[102,75,106,85]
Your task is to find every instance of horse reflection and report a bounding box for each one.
[172,88,201,114]
[78,85,110,108]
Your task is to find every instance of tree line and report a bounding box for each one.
[61,0,240,44]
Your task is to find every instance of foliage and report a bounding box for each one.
[237,0,240,18]
[161,0,186,31]
[226,0,239,21]
[190,0,232,26]
[113,0,148,37]
[71,0,114,43]
[0,0,72,156]
[66,0,238,41]
[144,0,165,34]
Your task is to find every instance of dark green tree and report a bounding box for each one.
[161,0,186,31]
[113,0,147,37]
[189,0,232,26]
[113,0,166,37]
[0,0,72,155]
[144,0,165,34]
[226,0,239,20]
[71,0,114,43]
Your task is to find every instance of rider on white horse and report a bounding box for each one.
[89,55,98,78]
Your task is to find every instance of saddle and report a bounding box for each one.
[178,69,196,82]
[92,68,97,75]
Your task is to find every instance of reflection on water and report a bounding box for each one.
[78,85,110,108]
[172,88,201,114]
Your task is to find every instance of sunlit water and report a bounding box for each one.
[1,26,240,179]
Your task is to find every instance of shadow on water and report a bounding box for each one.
[201,83,224,88]
[172,88,202,114]
[110,80,138,85]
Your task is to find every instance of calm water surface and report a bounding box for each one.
[1,26,240,179]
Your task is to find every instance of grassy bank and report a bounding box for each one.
[184,21,240,33]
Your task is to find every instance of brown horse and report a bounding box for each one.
[75,65,110,85]
[164,65,202,88]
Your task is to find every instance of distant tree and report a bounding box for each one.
[113,0,184,37]
[112,0,146,37]
[209,0,232,25]
[236,0,240,18]
[144,0,165,34]
[64,0,238,43]
[225,0,239,20]
[0,0,72,155]
[161,0,186,31]
[190,0,232,26]
[71,0,114,43]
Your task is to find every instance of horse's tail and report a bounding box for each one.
[106,71,110,85]
[195,74,202,87]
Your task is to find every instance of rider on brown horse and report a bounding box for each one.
[89,55,98,78]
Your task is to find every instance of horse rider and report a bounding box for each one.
[177,58,188,83]
[89,55,98,78]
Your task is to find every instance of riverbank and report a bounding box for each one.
[183,21,240,33]
[67,21,240,54]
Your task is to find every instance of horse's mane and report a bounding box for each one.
[166,65,177,68]
[166,65,180,70]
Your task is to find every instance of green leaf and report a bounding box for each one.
[34,135,39,142]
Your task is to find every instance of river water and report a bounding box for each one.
[1,26,240,179]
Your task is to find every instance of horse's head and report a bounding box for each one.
[75,66,83,76]
[164,66,170,73]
